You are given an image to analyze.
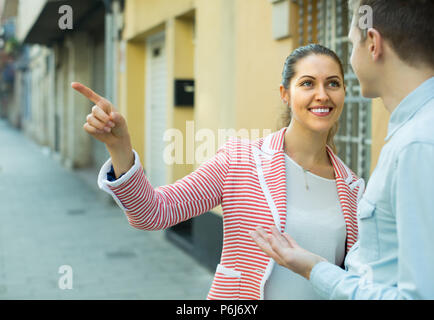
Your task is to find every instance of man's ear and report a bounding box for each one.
[366,28,383,62]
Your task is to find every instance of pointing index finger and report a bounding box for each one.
[71,82,113,114]
[71,82,102,103]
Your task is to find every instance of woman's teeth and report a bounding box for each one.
[311,108,330,113]
[309,108,332,116]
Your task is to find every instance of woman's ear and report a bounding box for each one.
[280,84,290,105]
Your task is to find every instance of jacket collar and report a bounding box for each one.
[252,128,365,251]
[256,126,356,185]
[252,127,364,252]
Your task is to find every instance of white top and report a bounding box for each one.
[264,153,346,300]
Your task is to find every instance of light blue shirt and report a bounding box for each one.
[310,77,434,299]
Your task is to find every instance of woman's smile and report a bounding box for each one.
[308,105,334,117]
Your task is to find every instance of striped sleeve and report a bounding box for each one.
[97,141,232,231]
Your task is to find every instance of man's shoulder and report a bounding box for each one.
[393,98,434,155]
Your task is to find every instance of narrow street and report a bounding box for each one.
[0,119,214,299]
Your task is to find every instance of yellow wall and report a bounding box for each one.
[234,0,294,133]
[121,40,146,163]
[120,0,299,186]
[194,0,235,136]
[123,0,194,41]
[171,16,195,181]
[370,98,390,174]
[120,1,197,182]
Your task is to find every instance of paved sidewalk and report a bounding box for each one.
[0,119,214,299]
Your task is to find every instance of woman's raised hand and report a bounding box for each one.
[71,82,130,148]
[72,82,135,178]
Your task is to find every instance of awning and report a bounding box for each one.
[23,0,106,46]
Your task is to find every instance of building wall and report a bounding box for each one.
[123,0,194,40]
[370,98,390,174]
[24,45,51,145]
[119,0,394,211]
[233,0,294,133]
[19,35,96,169]
[10,66,22,127]
[91,32,110,169]
[120,0,295,189]
[170,15,195,182]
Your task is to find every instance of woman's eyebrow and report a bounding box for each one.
[298,75,315,80]
[297,75,342,81]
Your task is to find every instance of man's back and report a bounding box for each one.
[344,77,434,299]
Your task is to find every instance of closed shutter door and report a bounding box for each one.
[146,32,167,187]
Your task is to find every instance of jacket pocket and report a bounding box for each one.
[207,264,241,300]
[357,198,380,261]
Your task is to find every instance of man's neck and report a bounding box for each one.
[380,63,434,114]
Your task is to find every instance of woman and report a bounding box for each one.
[72,44,364,300]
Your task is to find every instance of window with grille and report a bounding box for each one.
[292,0,372,182]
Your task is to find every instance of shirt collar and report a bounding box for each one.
[386,77,434,141]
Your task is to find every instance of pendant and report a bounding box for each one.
[303,168,309,191]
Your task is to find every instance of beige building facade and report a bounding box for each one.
[2,0,391,271]
[119,0,304,193]
[119,0,389,196]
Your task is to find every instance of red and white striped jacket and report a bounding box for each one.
[98,126,365,300]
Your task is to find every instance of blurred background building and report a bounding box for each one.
[0,0,390,272]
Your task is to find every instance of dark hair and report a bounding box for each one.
[349,0,434,68]
[280,44,345,153]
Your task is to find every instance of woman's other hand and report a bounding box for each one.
[250,226,327,280]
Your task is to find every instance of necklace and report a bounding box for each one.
[302,168,310,191]
[284,149,312,191]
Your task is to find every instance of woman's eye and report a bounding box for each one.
[301,81,312,87]
[329,81,341,88]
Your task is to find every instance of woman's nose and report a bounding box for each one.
[314,85,329,102]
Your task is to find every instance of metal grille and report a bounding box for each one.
[294,0,372,181]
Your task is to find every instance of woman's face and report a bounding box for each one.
[280,54,346,135]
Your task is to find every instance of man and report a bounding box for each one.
[251,0,434,299]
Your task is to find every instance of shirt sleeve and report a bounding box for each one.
[98,149,144,212]
[310,261,405,299]
[107,165,126,181]
[97,141,232,231]
[310,142,434,299]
